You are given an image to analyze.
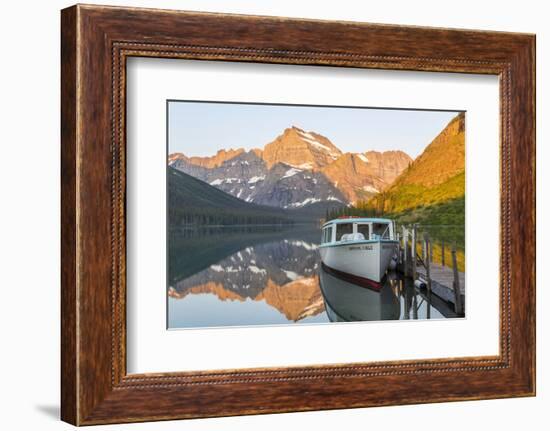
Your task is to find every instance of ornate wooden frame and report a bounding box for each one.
[61,4,536,425]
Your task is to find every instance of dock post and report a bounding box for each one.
[426,287,431,319]
[411,224,417,281]
[422,239,426,263]
[402,226,408,276]
[396,233,401,265]
[403,278,410,320]
[451,244,464,315]
[412,288,418,320]
[424,233,431,295]
[441,239,445,267]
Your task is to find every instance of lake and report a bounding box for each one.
[168,225,451,329]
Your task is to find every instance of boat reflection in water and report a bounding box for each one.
[320,267,399,322]
[319,266,448,322]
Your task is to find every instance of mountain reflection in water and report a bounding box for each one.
[168,226,447,329]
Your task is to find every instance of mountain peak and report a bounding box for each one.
[168,152,188,165]
[217,147,244,155]
[262,126,342,169]
[290,125,305,132]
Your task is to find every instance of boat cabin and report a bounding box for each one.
[321,217,395,245]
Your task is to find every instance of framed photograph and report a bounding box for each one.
[61,4,535,425]
[165,101,465,330]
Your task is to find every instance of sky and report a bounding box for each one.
[168,101,461,159]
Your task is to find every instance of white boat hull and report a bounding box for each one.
[319,240,398,284]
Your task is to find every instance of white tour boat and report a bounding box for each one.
[318,217,399,288]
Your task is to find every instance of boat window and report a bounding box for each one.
[336,223,353,241]
[372,223,391,239]
[356,224,370,240]
[322,226,332,244]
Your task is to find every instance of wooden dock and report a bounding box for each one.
[398,225,465,316]
[416,263,465,307]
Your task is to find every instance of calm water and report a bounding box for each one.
[168,226,451,329]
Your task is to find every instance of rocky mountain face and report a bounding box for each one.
[322,150,412,203]
[363,150,413,184]
[169,125,412,209]
[250,162,346,208]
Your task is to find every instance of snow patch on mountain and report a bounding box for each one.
[285,197,321,208]
[297,130,340,159]
[363,185,379,193]
[299,131,316,140]
[282,167,303,179]
[210,178,239,185]
[249,266,266,275]
[289,240,318,251]
[358,154,369,163]
[286,161,314,170]
[248,175,265,184]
